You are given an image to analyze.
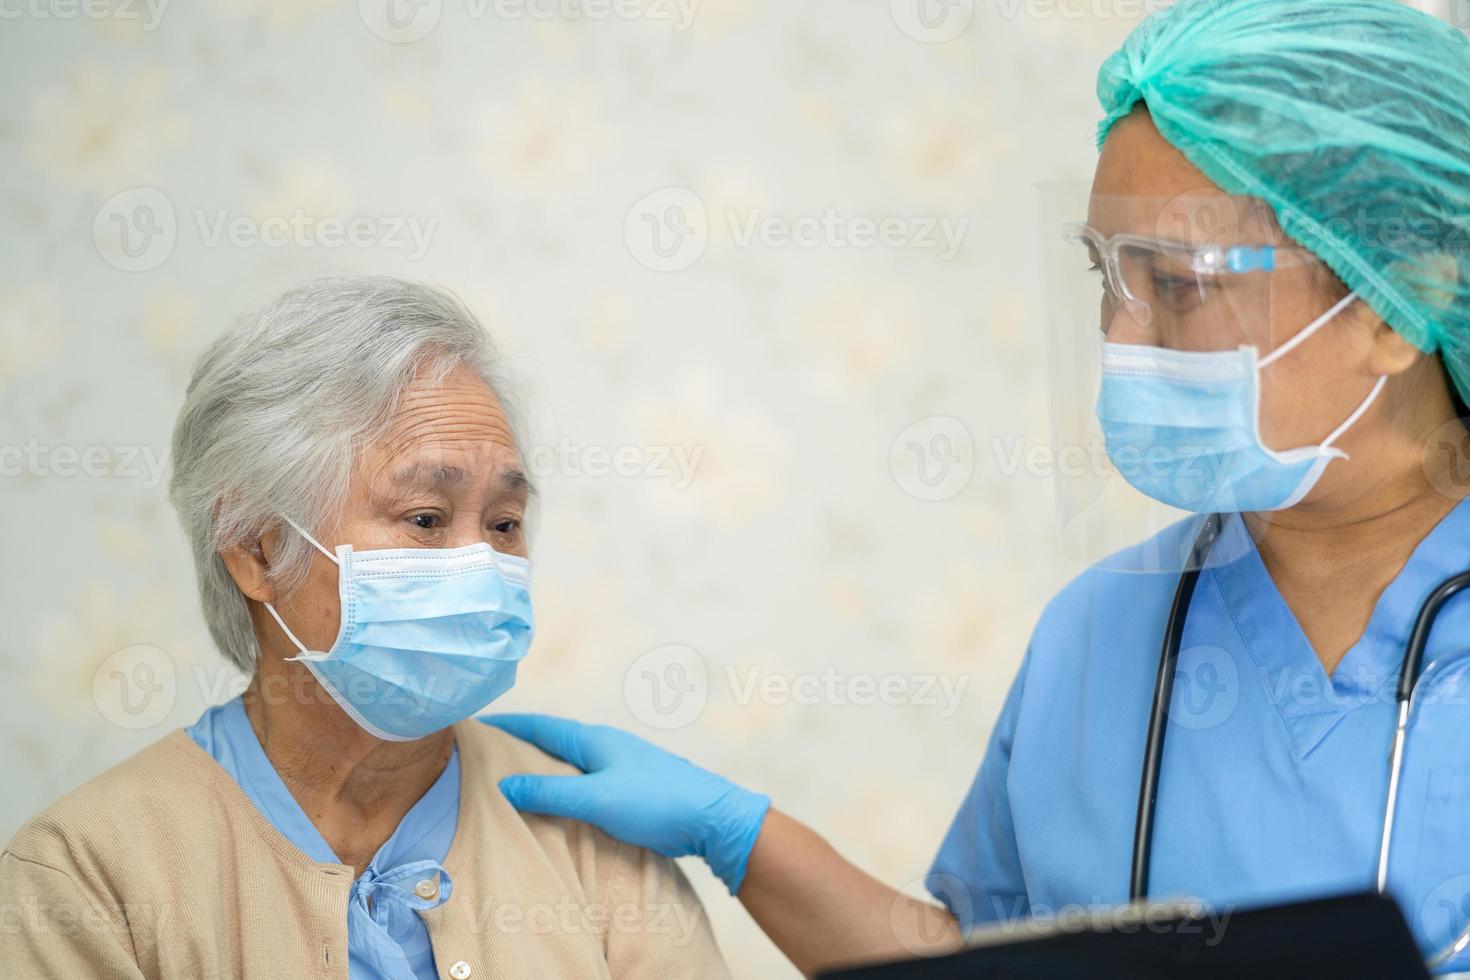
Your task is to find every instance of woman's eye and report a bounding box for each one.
[492,518,521,535]
[1153,274,1210,306]
[408,513,439,530]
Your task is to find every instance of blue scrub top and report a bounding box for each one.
[930,499,1470,971]
[188,697,459,980]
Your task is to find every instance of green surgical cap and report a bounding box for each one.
[1096,0,1470,402]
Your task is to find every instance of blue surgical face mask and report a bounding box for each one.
[1096,292,1388,514]
[263,518,534,741]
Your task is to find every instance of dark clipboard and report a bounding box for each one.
[818,891,1431,980]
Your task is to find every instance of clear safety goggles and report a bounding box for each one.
[1037,183,1334,571]
[1052,187,1329,352]
[1061,222,1323,347]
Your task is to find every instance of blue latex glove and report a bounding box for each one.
[484,714,771,895]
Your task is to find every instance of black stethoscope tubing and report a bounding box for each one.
[1129,511,1470,903]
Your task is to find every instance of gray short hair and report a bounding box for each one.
[168,275,525,674]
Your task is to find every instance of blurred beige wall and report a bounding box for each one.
[0,1,1163,975]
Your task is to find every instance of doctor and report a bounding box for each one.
[491,0,1470,974]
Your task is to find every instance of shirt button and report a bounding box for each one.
[448,961,472,979]
[414,878,438,900]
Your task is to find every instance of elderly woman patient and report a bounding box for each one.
[0,277,728,979]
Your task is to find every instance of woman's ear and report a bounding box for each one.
[1364,315,1422,378]
[220,527,278,604]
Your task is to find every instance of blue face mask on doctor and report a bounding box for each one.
[1096,291,1388,514]
[264,517,534,741]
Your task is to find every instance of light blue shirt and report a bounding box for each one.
[930,500,1470,972]
[188,697,459,980]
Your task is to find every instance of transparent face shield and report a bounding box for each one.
[1038,182,1335,573]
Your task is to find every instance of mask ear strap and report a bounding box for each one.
[282,516,340,565]
[262,516,341,658]
[1259,292,1359,370]
[1321,374,1388,455]
[263,601,311,656]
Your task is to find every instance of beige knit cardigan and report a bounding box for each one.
[0,719,731,979]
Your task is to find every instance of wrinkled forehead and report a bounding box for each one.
[1085,192,1283,249]
[357,365,530,493]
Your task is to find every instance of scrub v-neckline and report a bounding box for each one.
[1207,498,1470,760]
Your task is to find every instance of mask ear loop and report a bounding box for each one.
[1256,292,1388,459]
[1258,291,1361,370]
[262,517,341,658]
[1318,375,1388,457]
[281,516,341,565]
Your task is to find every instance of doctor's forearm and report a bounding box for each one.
[737,808,963,978]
